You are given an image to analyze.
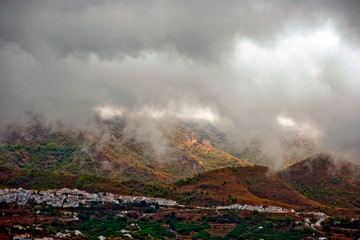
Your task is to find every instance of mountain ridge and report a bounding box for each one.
[0,117,319,183]
[0,118,251,183]
[2,153,359,216]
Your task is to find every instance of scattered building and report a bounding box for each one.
[217,204,291,213]
[0,187,177,208]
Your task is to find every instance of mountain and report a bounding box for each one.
[279,153,360,209]
[0,115,320,184]
[0,117,249,183]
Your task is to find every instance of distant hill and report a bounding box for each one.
[0,117,249,183]
[168,166,322,211]
[279,153,360,209]
[168,154,360,212]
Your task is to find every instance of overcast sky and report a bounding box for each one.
[1,0,359,162]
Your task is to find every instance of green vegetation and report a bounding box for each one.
[322,216,360,229]
[39,203,176,239]
[193,230,222,240]
[175,191,198,205]
[281,154,360,209]
[224,212,316,240]
[291,179,360,208]
[137,219,175,239]
[1,142,77,172]
[7,170,73,190]
[167,218,210,235]
[0,198,340,240]
[225,223,246,238]
[174,174,200,187]
[122,180,169,198]
[0,166,132,195]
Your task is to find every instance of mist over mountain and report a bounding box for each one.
[2,2,360,240]
[1,114,324,183]
[1,0,360,170]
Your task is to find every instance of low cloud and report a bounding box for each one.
[1,0,360,165]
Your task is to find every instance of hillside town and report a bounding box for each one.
[1,187,330,222]
[3,188,355,240]
[1,187,328,219]
[0,188,177,208]
[217,204,328,224]
[216,204,295,213]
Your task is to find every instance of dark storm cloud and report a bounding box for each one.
[0,0,359,164]
[3,0,359,61]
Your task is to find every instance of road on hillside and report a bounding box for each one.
[311,215,328,232]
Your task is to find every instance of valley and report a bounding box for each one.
[1,186,359,240]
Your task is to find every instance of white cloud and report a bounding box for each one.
[95,106,124,120]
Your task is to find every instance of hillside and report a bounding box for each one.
[2,154,360,215]
[0,165,130,194]
[0,165,170,198]
[166,154,360,212]
[0,164,331,212]
[0,115,321,185]
[279,153,360,209]
[0,117,249,183]
[169,166,323,210]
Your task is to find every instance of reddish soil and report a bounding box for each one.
[170,166,322,210]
